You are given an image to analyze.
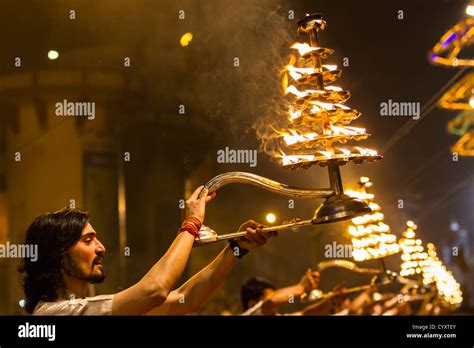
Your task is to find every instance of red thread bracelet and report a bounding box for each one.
[178,216,202,238]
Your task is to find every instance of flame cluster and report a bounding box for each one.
[346,177,400,261]
[423,243,463,308]
[398,221,463,308]
[399,221,430,277]
[273,17,379,168]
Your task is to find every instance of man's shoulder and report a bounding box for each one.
[33,294,115,316]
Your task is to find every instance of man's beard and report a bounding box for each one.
[63,253,105,284]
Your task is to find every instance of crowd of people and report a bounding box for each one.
[237,272,443,316]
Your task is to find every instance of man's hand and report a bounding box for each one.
[185,186,216,223]
[329,283,350,311]
[235,220,278,250]
[298,268,320,293]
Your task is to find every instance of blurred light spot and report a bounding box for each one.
[466,4,474,16]
[19,299,26,308]
[450,220,460,231]
[360,176,370,183]
[265,213,276,224]
[180,32,193,47]
[48,50,59,60]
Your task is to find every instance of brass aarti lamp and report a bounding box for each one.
[195,14,381,246]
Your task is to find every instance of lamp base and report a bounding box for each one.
[312,194,372,224]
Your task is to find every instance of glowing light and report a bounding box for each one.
[268,15,381,169]
[399,221,431,279]
[330,125,366,136]
[180,32,193,47]
[291,42,319,56]
[265,213,276,224]
[354,147,378,156]
[345,178,400,261]
[466,4,474,16]
[283,130,319,146]
[439,73,474,110]
[424,243,463,308]
[47,50,59,60]
[429,18,474,67]
[286,65,316,81]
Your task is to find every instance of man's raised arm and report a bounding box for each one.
[112,186,215,315]
[147,221,277,315]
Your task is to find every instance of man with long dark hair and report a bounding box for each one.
[19,186,276,315]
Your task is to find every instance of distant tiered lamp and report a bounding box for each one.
[430,16,474,156]
[447,110,474,156]
[429,17,474,68]
[399,221,430,280]
[424,243,463,309]
[195,14,381,245]
[345,177,400,265]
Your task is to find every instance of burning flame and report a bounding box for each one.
[329,126,366,136]
[283,130,319,146]
[291,42,319,56]
[286,65,316,81]
[264,18,381,168]
[338,148,350,158]
[345,178,400,261]
[280,153,316,166]
[288,102,350,121]
[281,126,367,148]
[285,64,338,82]
[355,147,378,156]
[285,85,342,98]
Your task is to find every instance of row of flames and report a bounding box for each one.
[281,147,378,166]
[345,177,463,309]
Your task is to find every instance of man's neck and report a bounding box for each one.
[63,275,88,299]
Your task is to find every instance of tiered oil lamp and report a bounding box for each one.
[424,243,463,309]
[345,177,400,263]
[399,221,430,279]
[195,14,381,246]
[430,17,474,156]
[447,110,474,156]
[429,17,474,68]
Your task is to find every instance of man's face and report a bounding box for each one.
[63,223,106,284]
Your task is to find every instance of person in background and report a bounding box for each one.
[241,268,320,315]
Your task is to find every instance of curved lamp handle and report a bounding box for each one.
[199,171,333,199]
